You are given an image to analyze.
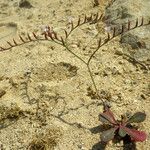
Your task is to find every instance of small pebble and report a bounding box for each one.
[19,0,33,8]
[0,89,6,98]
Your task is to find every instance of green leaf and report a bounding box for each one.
[118,127,127,137]
[101,127,117,142]
[127,112,146,124]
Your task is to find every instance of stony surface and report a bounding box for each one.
[0,0,149,150]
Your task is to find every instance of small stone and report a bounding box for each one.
[140,94,146,100]
[71,44,78,48]
[19,0,33,8]
[0,89,6,98]
[93,0,100,7]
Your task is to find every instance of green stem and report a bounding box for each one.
[64,44,87,65]
[87,64,105,105]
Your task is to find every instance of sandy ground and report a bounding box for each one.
[0,0,150,150]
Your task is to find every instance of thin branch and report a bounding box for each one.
[64,43,87,65]
[87,17,150,65]
[64,13,104,40]
[0,32,63,52]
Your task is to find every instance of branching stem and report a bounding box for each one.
[0,14,149,107]
[63,43,87,65]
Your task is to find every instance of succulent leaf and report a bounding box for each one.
[127,112,146,124]
[101,127,118,142]
[99,107,117,125]
[118,127,127,137]
[99,113,112,124]
[121,126,147,142]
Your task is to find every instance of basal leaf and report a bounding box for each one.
[99,107,117,125]
[100,127,118,142]
[121,126,147,142]
[118,127,127,137]
[127,112,146,124]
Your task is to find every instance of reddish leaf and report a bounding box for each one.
[100,107,117,125]
[121,126,147,142]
